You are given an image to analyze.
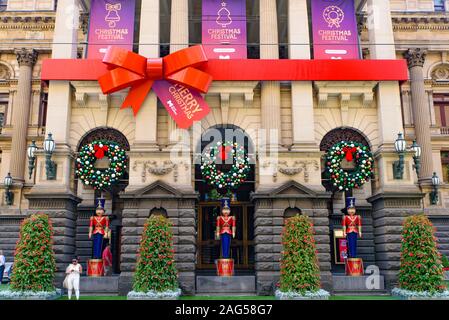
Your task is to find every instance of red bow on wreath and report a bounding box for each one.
[219,146,233,161]
[94,145,109,159]
[342,147,357,162]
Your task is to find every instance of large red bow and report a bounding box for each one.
[94,145,109,159]
[342,147,357,162]
[98,45,213,115]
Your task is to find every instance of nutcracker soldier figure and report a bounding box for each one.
[87,199,110,276]
[215,198,236,276]
[342,197,363,276]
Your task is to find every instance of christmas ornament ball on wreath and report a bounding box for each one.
[76,140,127,190]
[201,141,250,190]
[326,141,373,191]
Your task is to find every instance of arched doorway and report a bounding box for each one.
[195,125,256,272]
[76,127,130,274]
[319,127,373,273]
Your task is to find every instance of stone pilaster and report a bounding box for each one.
[26,193,81,284]
[9,48,37,182]
[367,193,424,289]
[167,0,189,145]
[260,0,281,146]
[252,198,280,295]
[404,48,433,182]
[288,0,316,151]
[251,188,332,295]
[118,184,197,295]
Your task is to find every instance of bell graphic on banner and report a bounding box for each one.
[105,3,121,28]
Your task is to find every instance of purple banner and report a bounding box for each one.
[87,0,136,60]
[202,0,247,59]
[311,0,360,60]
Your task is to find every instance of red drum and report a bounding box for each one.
[345,258,364,276]
[87,259,104,277]
[216,259,234,277]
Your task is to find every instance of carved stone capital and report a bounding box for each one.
[404,48,427,69]
[15,48,38,67]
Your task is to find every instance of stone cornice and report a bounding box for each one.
[360,13,449,31]
[0,12,55,30]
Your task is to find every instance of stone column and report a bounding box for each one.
[288,0,316,150]
[26,0,82,286]
[167,0,189,145]
[367,0,404,145]
[9,49,37,182]
[260,0,281,146]
[133,0,159,150]
[405,49,434,182]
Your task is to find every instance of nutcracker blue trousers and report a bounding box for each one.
[347,232,358,258]
[92,233,104,259]
[220,233,231,259]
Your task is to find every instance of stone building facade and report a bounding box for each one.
[0,0,448,295]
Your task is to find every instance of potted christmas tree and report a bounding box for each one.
[392,214,449,299]
[127,215,180,300]
[275,215,329,300]
[0,214,60,300]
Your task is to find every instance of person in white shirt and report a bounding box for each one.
[0,250,5,284]
[65,258,82,300]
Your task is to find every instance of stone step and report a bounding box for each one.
[333,275,385,291]
[196,276,256,294]
[63,276,120,296]
[333,290,390,296]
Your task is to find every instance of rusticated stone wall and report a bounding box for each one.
[368,193,424,289]
[118,184,198,295]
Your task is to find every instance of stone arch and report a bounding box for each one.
[429,62,449,81]
[284,207,302,219]
[196,124,256,156]
[319,127,371,152]
[0,61,14,80]
[77,126,130,151]
[149,207,168,218]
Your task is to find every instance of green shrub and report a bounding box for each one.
[279,215,321,294]
[398,214,446,293]
[133,215,178,292]
[441,254,449,269]
[10,214,56,292]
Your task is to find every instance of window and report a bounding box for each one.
[0,0,7,12]
[434,95,449,129]
[435,0,446,11]
[6,0,56,11]
[442,152,449,183]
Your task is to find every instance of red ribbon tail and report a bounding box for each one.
[121,80,154,116]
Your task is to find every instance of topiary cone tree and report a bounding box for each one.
[133,215,178,292]
[398,214,446,293]
[279,215,321,294]
[10,214,56,292]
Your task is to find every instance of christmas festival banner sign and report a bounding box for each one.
[311,0,360,60]
[202,0,247,59]
[87,0,136,60]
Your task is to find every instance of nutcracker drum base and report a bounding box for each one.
[87,259,104,277]
[216,259,234,277]
[345,258,364,276]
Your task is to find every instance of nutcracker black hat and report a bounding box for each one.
[221,197,231,210]
[341,197,356,214]
[96,198,106,211]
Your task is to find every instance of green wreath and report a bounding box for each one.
[76,140,127,190]
[201,141,250,190]
[325,141,374,191]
